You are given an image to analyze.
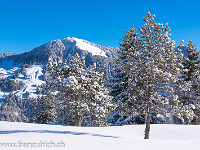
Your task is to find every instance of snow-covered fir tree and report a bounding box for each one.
[118,12,192,139]
[183,40,200,82]
[181,40,200,124]
[44,53,114,126]
[83,64,115,126]
[0,94,28,122]
[43,58,71,125]
[30,95,56,124]
[108,64,132,125]
[166,41,195,124]
[59,54,88,126]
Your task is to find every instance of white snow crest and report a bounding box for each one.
[62,37,107,57]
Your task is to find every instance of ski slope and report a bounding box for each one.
[0,121,200,150]
[0,63,45,100]
[15,65,45,98]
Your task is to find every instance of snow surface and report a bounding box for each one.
[62,37,107,57]
[0,121,200,150]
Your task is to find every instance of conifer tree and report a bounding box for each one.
[84,65,114,126]
[62,53,87,126]
[108,65,131,125]
[108,27,138,125]
[44,58,71,125]
[183,40,200,82]
[181,40,200,124]
[31,95,56,124]
[119,12,191,139]
[0,94,28,122]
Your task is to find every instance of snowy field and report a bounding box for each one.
[0,121,200,150]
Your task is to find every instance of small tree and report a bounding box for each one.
[119,12,190,139]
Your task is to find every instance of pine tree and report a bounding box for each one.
[43,58,71,125]
[109,25,148,125]
[183,40,200,82]
[108,65,131,125]
[0,94,28,122]
[181,40,200,124]
[119,12,191,139]
[31,95,56,124]
[62,53,87,126]
[83,65,115,126]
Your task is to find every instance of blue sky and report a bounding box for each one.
[0,0,199,53]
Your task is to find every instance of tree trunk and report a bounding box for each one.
[75,115,81,126]
[144,108,151,139]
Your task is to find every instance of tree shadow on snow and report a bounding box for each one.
[0,130,119,138]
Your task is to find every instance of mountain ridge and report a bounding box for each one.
[0,37,119,65]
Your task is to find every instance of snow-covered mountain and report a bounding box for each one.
[1,37,118,65]
[0,37,119,104]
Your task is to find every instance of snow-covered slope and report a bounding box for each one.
[14,65,45,98]
[0,64,45,100]
[62,37,107,57]
[0,121,200,150]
